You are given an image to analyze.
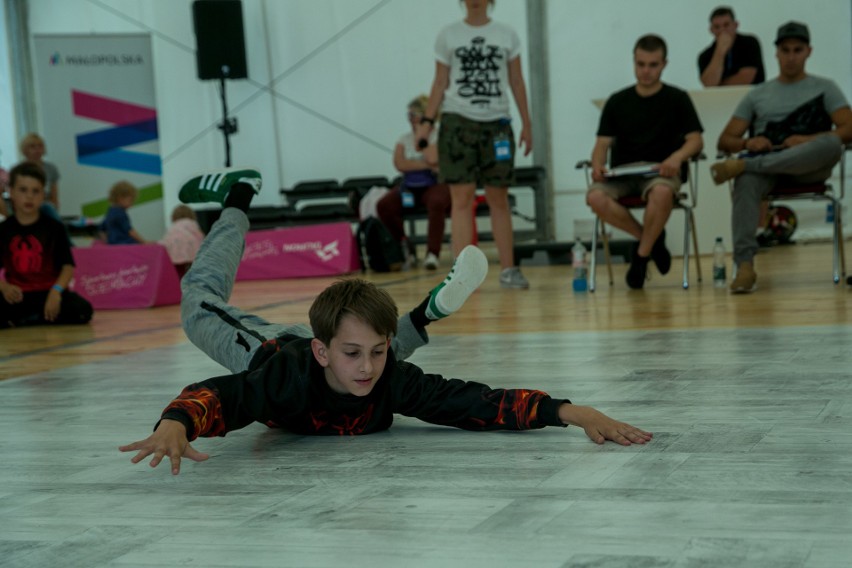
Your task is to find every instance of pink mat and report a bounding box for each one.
[235,223,360,281]
[71,244,181,309]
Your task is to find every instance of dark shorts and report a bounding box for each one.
[0,289,93,328]
[588,172,681,201]
[438,113,515,187]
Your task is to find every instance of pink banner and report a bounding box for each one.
[72,89,157,125]
[70,244,181,309]
[236,223,360,281]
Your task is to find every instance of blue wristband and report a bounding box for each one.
[52,284,64,293]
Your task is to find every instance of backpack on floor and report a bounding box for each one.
[356,217,404,273]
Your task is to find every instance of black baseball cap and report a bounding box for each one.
[775,21,810,45]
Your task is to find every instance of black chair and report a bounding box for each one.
[342,176,393,216]
[280,179,354,222]
[341,176,391,193]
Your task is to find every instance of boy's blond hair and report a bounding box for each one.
[108,181,138,204]
[171,204,197,222]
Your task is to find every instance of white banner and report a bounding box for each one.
[32,34,164,240]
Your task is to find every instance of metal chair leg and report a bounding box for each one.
[690,211,702,283]
[602,222,614,286]
[590,217,599,292]
[682,207,690,289]
[838,205,846,278]
[832,197,842,283]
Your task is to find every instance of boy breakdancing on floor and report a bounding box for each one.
[120,169,652,475]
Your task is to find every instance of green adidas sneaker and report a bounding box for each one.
[178,168,262,205]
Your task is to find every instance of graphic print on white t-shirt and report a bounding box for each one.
[435,20,520,122]
[455,36,504,107]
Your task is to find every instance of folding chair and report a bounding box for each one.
[341,176,391,193]
[280,179,353,223]
[576,155,705,291]
[724,145,848,283]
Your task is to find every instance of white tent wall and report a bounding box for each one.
[15,0,528,228]
[22,0,280,227]
[0,2,17,171]
[7,0,851,248]
[265,0,527,183]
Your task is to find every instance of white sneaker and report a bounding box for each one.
[425,245,488,320]
[499,267,529,289]
[423,252,439,270]
[401,242,415,271]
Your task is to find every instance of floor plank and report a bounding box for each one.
[0,240,850,567]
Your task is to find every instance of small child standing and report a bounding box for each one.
[102,181,147,245]
[0,162,93,328]
[159,204,204,277]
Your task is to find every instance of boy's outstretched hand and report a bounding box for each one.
[119,419,209,475]
[559,404,653,446]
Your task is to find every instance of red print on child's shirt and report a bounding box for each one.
[10,235,43,274]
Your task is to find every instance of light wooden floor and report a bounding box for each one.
[1,241,851,567]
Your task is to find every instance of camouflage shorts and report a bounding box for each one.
[437,113,516,187]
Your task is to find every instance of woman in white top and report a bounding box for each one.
[376,95,451,270]
[417,0,533,289]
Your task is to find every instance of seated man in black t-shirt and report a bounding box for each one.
[586,34,704,290]
[698,6,765,87]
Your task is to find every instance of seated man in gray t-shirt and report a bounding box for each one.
[711,21,852,293]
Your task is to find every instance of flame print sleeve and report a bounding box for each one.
[392,362,570,431]
[160,385,226,440]
[157,349,308,440]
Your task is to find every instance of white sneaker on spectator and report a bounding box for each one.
[423,252,439,270]
[499,267,529,289]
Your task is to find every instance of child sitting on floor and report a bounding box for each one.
[0,162,93,328]
[101,181,146,245]
[159,204,204,277]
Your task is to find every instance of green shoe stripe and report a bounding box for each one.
[426,282,448,319]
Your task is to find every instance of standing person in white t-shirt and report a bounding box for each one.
[416,0,533,289]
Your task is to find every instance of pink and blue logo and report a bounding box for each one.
[72,89,161,176]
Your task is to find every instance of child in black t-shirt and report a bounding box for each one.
[0,162,93,328]
[119,168,652,475]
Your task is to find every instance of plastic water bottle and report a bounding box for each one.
[572,238,588,292]
[713,237,727,288]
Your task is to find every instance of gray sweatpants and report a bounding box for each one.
[180,207,427,374]
[731,134,843,264]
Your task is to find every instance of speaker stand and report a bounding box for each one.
[217,76,238,167]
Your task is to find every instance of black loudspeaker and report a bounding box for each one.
[192,0,248,80]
